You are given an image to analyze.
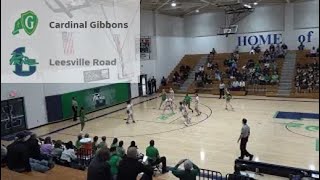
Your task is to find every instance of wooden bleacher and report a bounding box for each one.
[288,50,319,99]
[158,54,205,92]
[193,52,282,96]
[1,166,86,180]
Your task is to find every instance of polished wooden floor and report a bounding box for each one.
[2,94,319,179]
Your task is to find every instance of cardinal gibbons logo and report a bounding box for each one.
[10,47,39,76]
[12,10,38,36]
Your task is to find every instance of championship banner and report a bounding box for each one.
[140,37,151,60]
[1,0,140,83]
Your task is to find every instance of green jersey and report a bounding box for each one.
[161,93,167,101]
[108,154,121,175]
[80,109,85,123]
[172,163,200,180]
[146,146,159,161]
[184,95,192,104]
[225,94,232,101]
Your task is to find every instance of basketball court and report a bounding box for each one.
[25,95,319,175]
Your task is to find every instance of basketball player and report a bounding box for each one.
[224,90,234,110]
[159,89,167,110]
[183,94,194,113]
[79,107,87,133]
[194,94,201,116]
[126,100,135,124]
[162,98,174,114]
[179,102,191,126]
[169,87,177,108]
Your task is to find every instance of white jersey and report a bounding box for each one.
[165,98,173,107]
[126,104,133,114]
[195,96,199,105]
[169,90,175,100]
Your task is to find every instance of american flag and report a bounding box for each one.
[62,32,75,55]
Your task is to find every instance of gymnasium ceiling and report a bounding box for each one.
[140,0,313,16]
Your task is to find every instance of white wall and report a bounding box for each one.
[183,1,319,54]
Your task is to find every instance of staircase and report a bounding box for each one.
[277,51,296,96]
[178,55,207,92]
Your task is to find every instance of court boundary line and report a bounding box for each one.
[175,94,319,103]
[38,101,212,138]
[37,96,158,137]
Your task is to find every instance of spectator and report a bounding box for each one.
[117,141,125,158]
[75,134,83,149]
[269,44,275,52]
[234,46,239,54]
[151,76,157,93]
[239,80,246,91]
[147,78,152,95]
[199,66,204,73]
[205,74,213,84]
[51,140,64,160]
[249,46,255,55]
[146,140,168,173]
[97,136,108,150]
[129,141,137,149]
[60,141,80,168]
[111,138,118,149]
[40,137,53,157]
[271,73,279,84]
[108,147,122,180]
[7,132,31,172]
[309,46,317,57]
[87,147,112,180]
[231,80,240,91]
[254,45,261,54]
[161,77,167,86]
[211,48,216,55]
[207,61,213,70]
[117,147,153,180]
[25,133,41,160]
[196,75,203,87]
[172,159,200,180]
[92,136,99,153]
[298,42,304,50]
[281,43,288,54]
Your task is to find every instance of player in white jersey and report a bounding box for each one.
[194,94,201,116]
[179,102,191,126]
[126,100,135,124]
[162,98,174,114]
[169,88,177,109]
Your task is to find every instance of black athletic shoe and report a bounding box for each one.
[238,156,244,160]
[133,121,136,123]
[126,122,129,124]
[249,155,254,161]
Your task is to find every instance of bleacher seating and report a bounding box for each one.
[290,50,319,99]
[158,54,205,92]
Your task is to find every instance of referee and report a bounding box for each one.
[237,118,254,160]
[219,81,225,99]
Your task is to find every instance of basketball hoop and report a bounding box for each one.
[217,25,238,37]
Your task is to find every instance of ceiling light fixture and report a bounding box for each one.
[244,4,252,8]
[195,9,199,13]
[171,1,176,7]
[253,2,258,5]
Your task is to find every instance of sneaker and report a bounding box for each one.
[238,156,244,160]
[133,121,136,123]
[126,122,129,124]
[249,155,254,161]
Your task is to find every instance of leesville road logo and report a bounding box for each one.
[10,47,39,76]
[12,10,38,36]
